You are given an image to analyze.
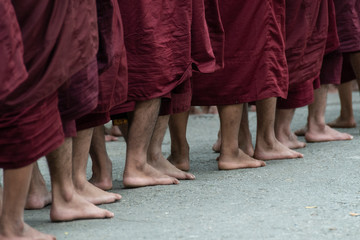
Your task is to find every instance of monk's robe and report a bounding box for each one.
[192,0,288,106]
[0,1,63,169]
[333,0,360,83]
[320,0,342,85]
[277,0,329,109]
[77,0,128,131]
[58,60,99,137]
[0,0,98,169]
[111,0,224,118]
[160,0,225,115]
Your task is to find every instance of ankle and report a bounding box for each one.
[0,216,25,235]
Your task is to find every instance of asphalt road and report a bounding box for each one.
[23,92,360,240]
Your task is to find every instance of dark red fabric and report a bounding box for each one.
[320,51,343,85]
[277,0,328,109]
[191,0,224,73]
[4,0,98,111]
[0,1,63,169]
[77,0,128,131]
[333,0,360,83]
[58,60,99,137]
[192,0,288,106]
[0,0,99,169]
[325,0,341,54]
[159,75,193,116]
[113,0,223,116]
[0,0,28,110]
[159,0,224,115]
[0,94,64,169]
[203,0,225,71]
[320,0,342,85]
[341,53,357,83]
[118,0,193,102]
[334,0,360,53]
[110,102,135,116]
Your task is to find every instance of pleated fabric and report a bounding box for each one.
[0,0,98,168]
[112,0,224,116]
[277,0,328,109]
[192,0,288,106]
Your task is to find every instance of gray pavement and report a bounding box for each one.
[25,92,360,240]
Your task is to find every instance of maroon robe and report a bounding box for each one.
[334,0,360,53]
[6,0,98,111]
[159,0,224,115]
[334,0,360,83]
[277,0,328,109]
[77,0,128,130]
[0,1,63,169]
[320,0,342,85]
[192,0,288,106]
[112,0,223,117]
[0,0,98,168]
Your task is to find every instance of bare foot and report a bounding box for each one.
[327,116,356,128]
[213,137,254,156]
[25,189,51,210]
[75,181,121,205]
[200,106,211,113]
[110,125,123,136]
[212,137,221,153]
[277,130,306,149]
[89,158,113,191]
[189,106,204,115]
[0,187,3,213]
[0,222,55,240]
[218,149,266,170]
[149,154,195,180]
[238,140,255,156]
[208,106,218,114]
[294,126,306,136]
[25,167,52,210]
[305,125,353,142]
[123,163,179,188]
[167,142,190,171]
[168,154,190,172]
[105,135,118,142]
[50,190,114,222]
[254,139,303,160]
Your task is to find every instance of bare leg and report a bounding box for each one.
[89,125,113,190]
[148,115,195,180]
[275,108,306,149]
[327,52,360,128]
[72,128,121,205]
[0,164,55,240]
[105,125,122,142]
[304,85,353,142]
[208,106,218,114]
[0,186,2,213]
[167,111,191,171]
[47,138,114,222]
[212,128,221,153]
[327,81,356,128]
[189,106,203,115]
[254,97,303,160]
[213,104,254,156]
[105,135,118,142]
[123,99,179,188]
[238,104,254,156]
[217,104,265,170]
[111,125,122,136]
[118,120,129,142]
[25,162,52,209]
